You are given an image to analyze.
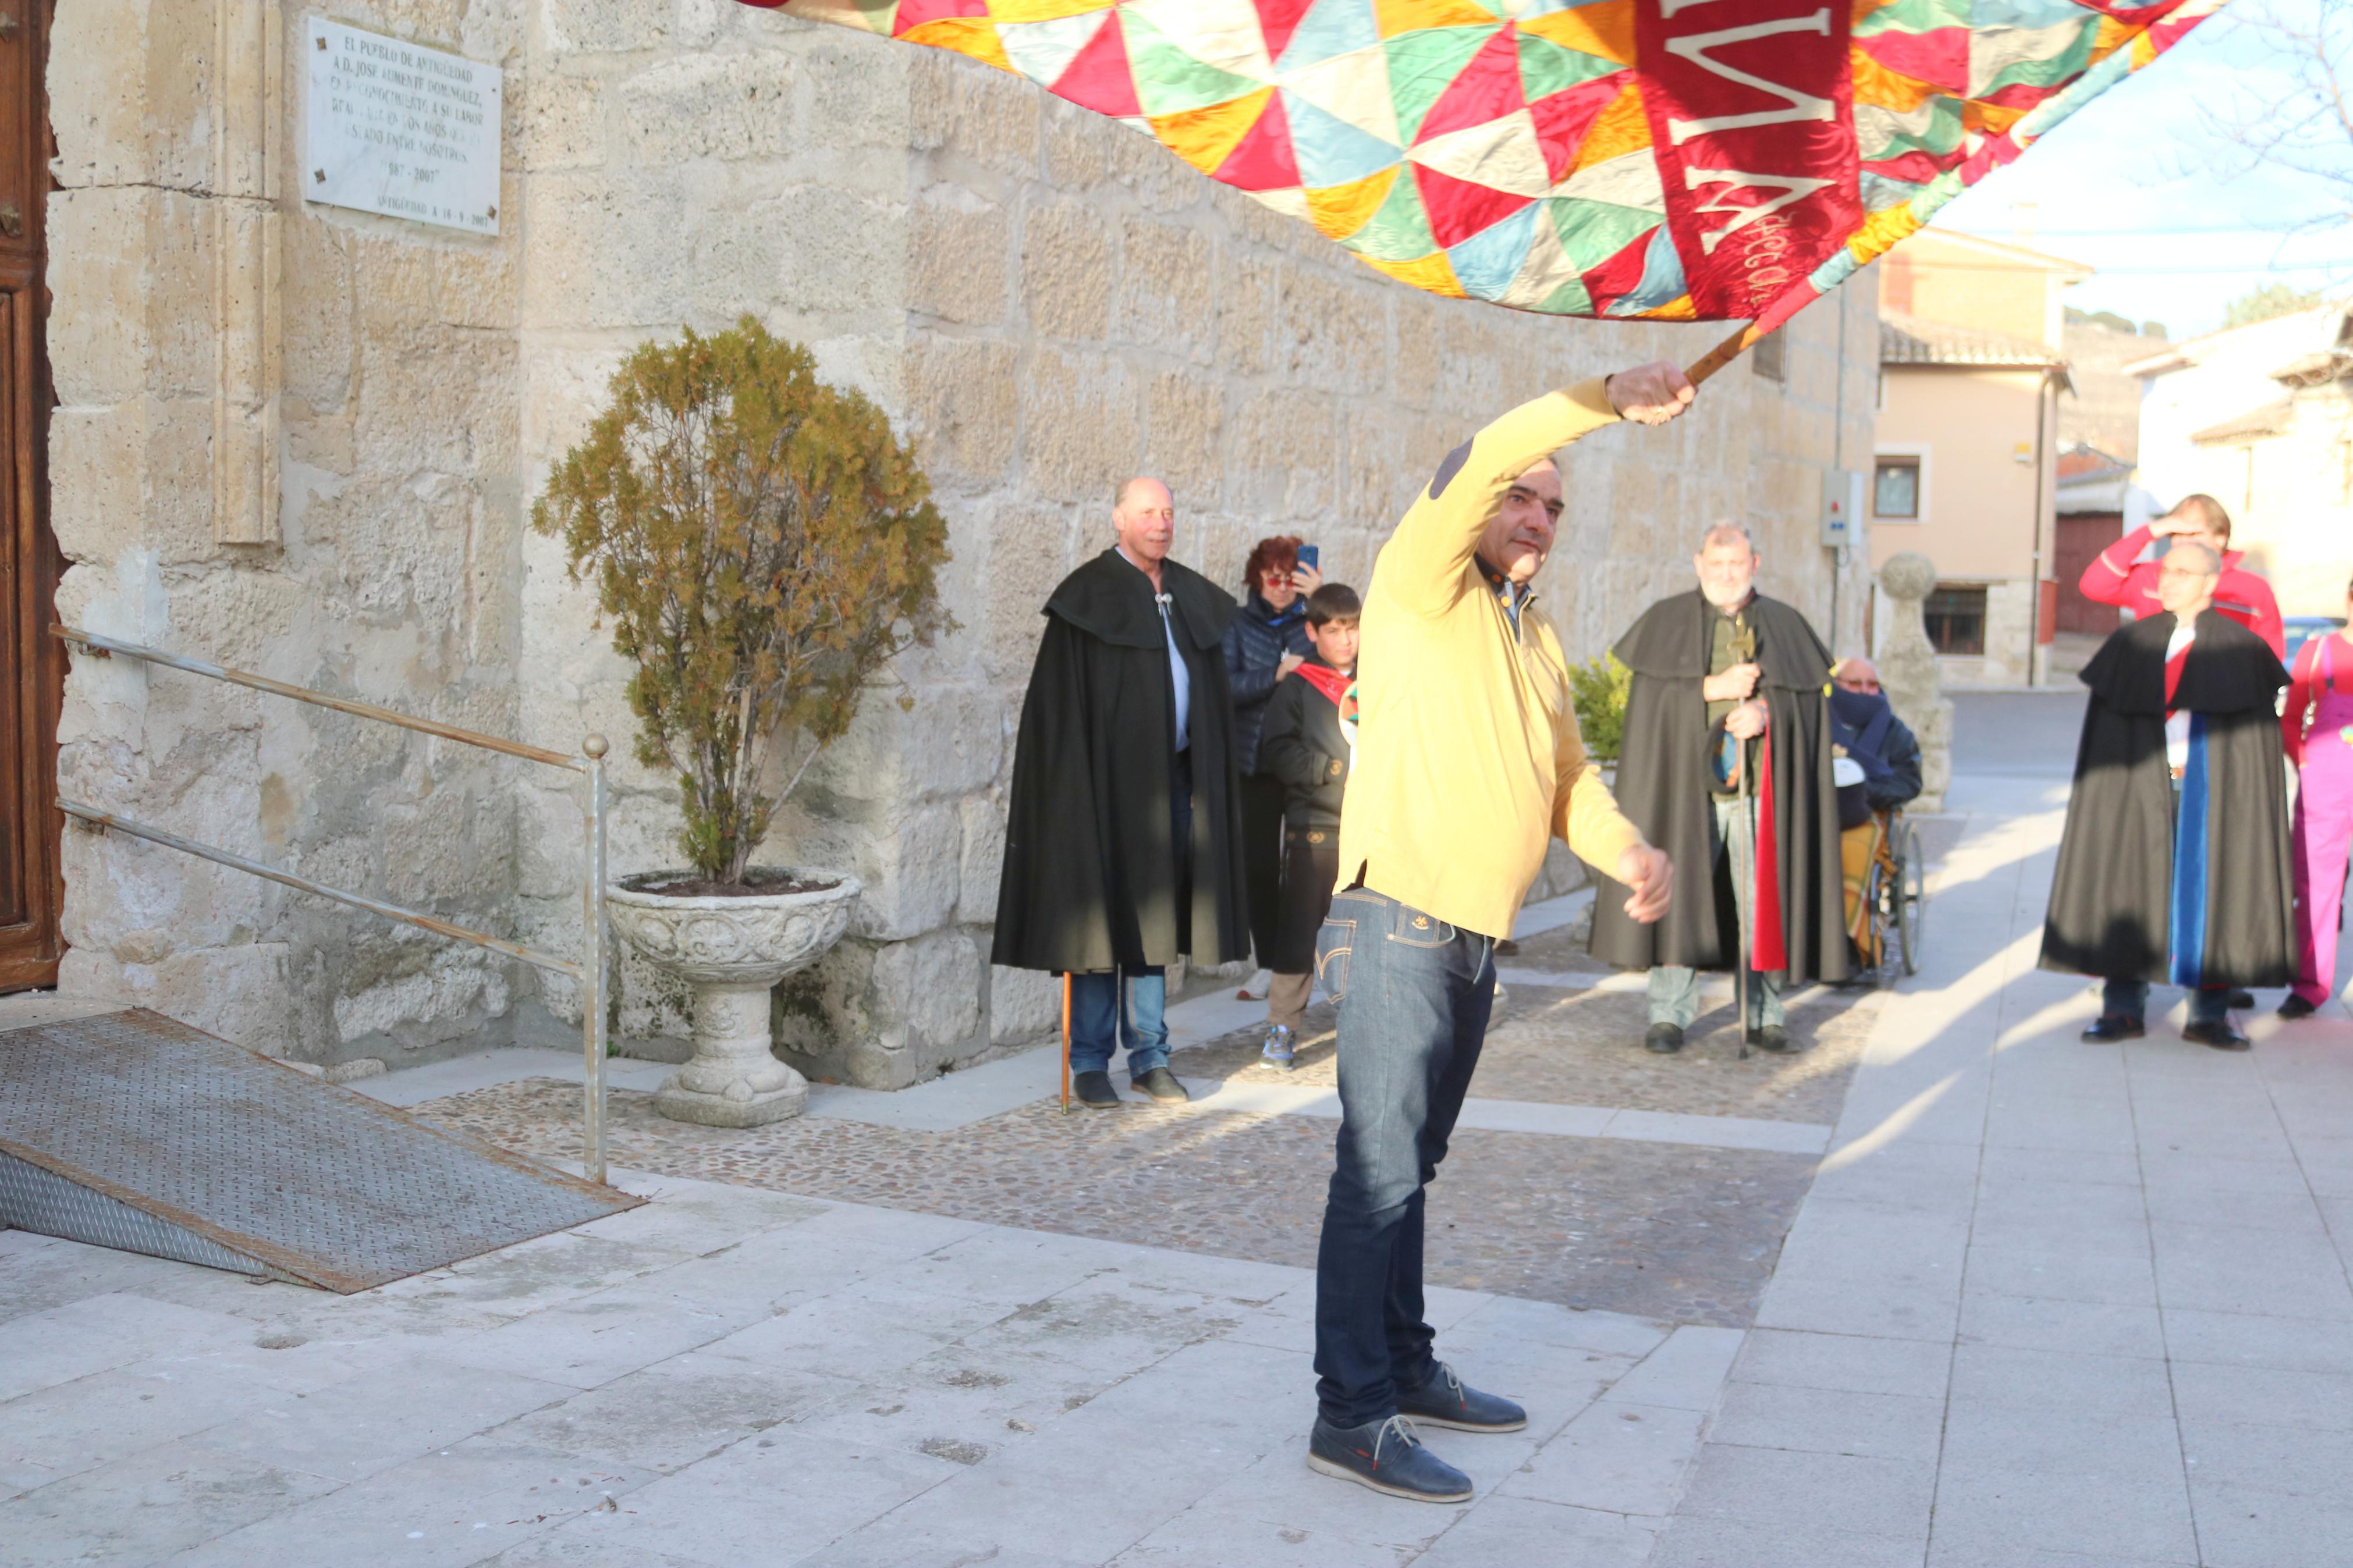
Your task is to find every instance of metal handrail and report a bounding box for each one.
[55,627,583,770]
[50,624,615,1183]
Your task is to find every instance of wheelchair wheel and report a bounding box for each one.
[1896,822,1925,977]
[1862,855,1897,987]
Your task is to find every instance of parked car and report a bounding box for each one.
[2285,615,2348,670]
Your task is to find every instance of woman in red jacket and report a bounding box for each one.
[2079,496,2285,660]
[2283,575,2353,1019]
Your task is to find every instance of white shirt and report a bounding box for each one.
[1158,593,1191,753]
[2165,621,2195,772]
[1120,546,1190,752]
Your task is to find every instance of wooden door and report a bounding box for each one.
[2054,513,2123,637]
[0,0,60,991]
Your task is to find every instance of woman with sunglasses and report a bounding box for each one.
[1223,536,1323,997]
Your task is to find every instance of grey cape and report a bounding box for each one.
[990,548,1251,975]
[2039,610,2294,987]
[1589,590,1850,983]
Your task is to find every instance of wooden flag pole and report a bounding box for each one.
[1060,972,1073,1114]
[1684,321,1766,389]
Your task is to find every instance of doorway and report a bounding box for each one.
[0,1,62,991]
[2053,513,2123,636]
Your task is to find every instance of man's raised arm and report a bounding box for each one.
[1378,364,1695,618]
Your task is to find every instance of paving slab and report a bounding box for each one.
[0,1169,1719,1567]
[9,759,2349,1564]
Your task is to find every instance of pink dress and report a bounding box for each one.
[2289,633,2353,1007]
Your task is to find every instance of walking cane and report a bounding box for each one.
[1060,972,1072,1115]
[1732,617,1760,1062]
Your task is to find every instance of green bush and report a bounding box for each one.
[1569,652,1630,763]
[534,317,953,884]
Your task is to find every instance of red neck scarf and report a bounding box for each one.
[1295,663,1352,707]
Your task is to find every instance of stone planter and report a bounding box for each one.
[605,868,861,1128]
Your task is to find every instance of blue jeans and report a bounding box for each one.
[1311,886,1497,1428]
[2103,979,2229,1027]
[1069,754,1190,1076]
[1649,797,1784,1029]
[1067,967,1169,1076]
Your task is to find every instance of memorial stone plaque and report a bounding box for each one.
[304,16,502,235]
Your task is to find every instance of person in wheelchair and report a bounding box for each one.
[1829,659,1923,978]
[1829,659,1923,814]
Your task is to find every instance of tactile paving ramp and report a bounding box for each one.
[0,1009,638,1292]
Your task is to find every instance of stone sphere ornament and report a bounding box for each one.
[605,869,862,1128]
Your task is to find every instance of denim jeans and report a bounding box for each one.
[2102,979,2230,1027]
[1069,755,1191,1077]
[1067,966,1169,1076]
[1311,886,1497,1428]
[1649,796,1784,1030]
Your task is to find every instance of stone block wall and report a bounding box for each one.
[48,4,1879,1087]
[49,0,535,1065]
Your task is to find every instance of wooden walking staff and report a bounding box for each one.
[1730,612,1760,1062]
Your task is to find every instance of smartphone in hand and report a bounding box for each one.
[1296,543,1319,572]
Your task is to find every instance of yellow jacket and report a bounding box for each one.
[1337,379,1647,939]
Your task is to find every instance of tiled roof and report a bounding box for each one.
[2056,443,2128,481]
[1880,310,2068,369]
[2189,396,2295,446]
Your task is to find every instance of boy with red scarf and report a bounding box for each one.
[1255,583,1362,1069]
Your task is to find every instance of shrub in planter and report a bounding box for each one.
[533,317,953,1125]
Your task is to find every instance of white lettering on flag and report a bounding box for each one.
[1663,13,1835,143]
[1682,167,1834,253]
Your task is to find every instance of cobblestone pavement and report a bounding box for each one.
[416,979,1879,1329]
[1196,984,1876,1126]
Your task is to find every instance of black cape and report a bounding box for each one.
[1590,591,1850,982]
[2039,610,2294,987]
[992,549,1251,974]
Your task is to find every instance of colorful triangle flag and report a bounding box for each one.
[741,0,2230,330]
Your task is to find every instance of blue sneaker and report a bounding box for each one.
[1260,1024,1296,1071]
[1396,1363,1527,1432]
[1307,1415,1473,1503]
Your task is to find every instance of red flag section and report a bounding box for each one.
[1634,0,1862,323]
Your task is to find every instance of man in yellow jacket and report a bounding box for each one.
[1307,364,1685,1504]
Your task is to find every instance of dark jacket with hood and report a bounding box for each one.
[1222,591,1313,774]
[2039,610,2294,988]
[1589,590,1850,983]
[992,547,1251,974]
[1257,657,1352,831]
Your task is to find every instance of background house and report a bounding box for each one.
[1870,229,2086,686]
[2129,302,2353,619]
[37,5,1880,1085]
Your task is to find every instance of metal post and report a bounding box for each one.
[582,735,610,1184]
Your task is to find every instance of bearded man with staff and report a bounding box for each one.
[1591,523,1850,1054]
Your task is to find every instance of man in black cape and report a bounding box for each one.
[2042,541,2294,1050]
[992,477,1251,1105]
[1591,522,1848,1051]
